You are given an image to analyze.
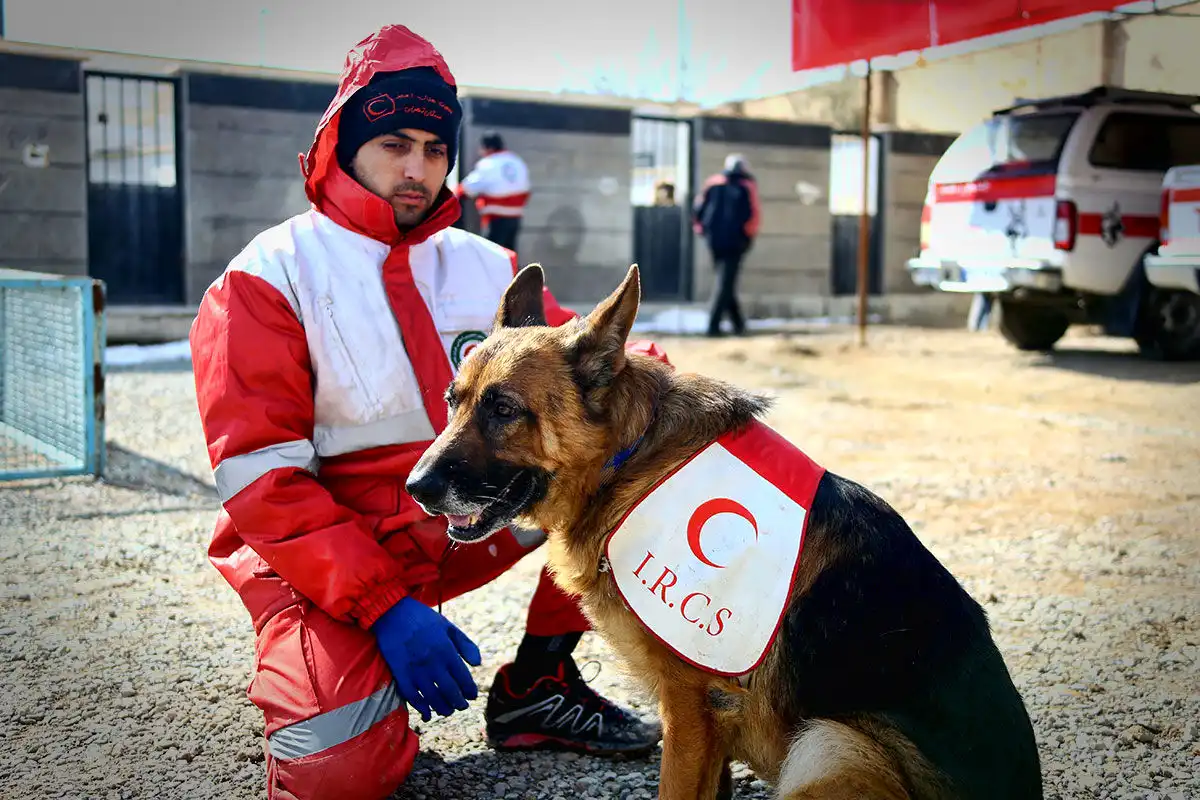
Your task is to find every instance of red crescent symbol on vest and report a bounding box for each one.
[686,498,758,569]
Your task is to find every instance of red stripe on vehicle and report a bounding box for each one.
[1077,213,1160,239]
[1171,187,1200,203]
[933,174,1056,203]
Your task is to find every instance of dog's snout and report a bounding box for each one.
[405,465,450,509]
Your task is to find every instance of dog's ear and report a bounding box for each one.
[495,263,547,330]
[570,264,641,390]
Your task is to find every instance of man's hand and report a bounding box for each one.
[372,597,482,722]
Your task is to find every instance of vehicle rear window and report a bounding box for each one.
[1088,112,1200,172]
[932,111,1080,183]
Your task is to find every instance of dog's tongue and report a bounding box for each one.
[446,514,472,528]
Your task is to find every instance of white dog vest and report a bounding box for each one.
[604,421,825,676]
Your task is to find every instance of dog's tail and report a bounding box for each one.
[775,719,912,800]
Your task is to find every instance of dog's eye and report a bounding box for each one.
[493,401,516,419]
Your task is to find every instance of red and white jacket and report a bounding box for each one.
[455,150,531,226]
[189,26,666,633]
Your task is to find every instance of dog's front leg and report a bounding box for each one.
[657,679,725,800]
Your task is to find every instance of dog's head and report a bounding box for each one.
[406,263,645,543]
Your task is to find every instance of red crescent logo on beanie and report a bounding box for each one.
[363,93,397,123]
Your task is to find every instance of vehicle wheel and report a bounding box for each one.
[997,300,1070,351]
[1134,286,1200,361]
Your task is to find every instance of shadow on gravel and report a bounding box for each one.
[392,747,664,800]
[101,443,217,499]
[1030,348,1200,385]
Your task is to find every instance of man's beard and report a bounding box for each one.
[390,181,434,228]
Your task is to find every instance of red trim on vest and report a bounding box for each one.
[719,423,825,510]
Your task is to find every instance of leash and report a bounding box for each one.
[595,402,660,576]
[598,401,659,489]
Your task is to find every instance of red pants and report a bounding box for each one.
[240,519,589,800]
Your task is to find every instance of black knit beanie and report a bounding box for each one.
[336,66,462,171]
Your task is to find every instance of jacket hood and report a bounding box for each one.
[299,25,462,244]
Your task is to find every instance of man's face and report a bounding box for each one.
[350,128,449,229]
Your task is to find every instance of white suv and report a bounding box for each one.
[1142,165,1200,358]
[907,86,1200,359]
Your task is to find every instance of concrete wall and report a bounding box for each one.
[891,24,1106,134]
[889,8,1200,135]
[693,116,832,313]
[751,23,1107,135]
[880,131,957,294]
[743,10,1200,137]
[182,72,332,303]
[0,52,87,276]
[1121,10,1200,96]
[736,71,892,132]
[459,97,634,303]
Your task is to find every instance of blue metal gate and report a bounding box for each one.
[0,270,106,481]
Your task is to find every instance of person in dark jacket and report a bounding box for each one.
[693,153,761,337]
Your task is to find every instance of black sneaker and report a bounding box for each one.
[484,658,662,756]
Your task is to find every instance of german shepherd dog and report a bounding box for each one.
[406,265,1043,799]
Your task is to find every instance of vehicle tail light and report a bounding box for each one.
[1159,189,1171,247]
[1054,200,1077,251]
[920,203,933,252]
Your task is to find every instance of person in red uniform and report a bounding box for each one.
[189,24,665,800]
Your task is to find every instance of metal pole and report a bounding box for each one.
[1,0,6,38]
[857,61,873,347]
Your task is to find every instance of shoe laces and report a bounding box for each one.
[578,659,602,684]
[561,660,635,721]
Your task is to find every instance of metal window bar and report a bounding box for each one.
[0,270,106,481]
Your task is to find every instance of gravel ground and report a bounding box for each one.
[1,325,1197,800]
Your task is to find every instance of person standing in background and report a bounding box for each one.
[693,153,761,338]
[653,180,676,206]
[455,131,530,252]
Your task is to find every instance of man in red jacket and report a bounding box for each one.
[189,25,665,800]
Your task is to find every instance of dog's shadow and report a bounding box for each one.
[391,745,774,799]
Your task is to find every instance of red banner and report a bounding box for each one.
[792,0,1126,72]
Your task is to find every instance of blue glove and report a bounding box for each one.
[372,596,482,722]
